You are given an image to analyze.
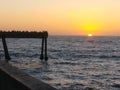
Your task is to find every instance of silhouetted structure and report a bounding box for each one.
[0,31,48,38]
[0,31,48,62]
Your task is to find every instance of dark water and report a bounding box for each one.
[0,36,120,90]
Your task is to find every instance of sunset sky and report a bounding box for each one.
[0,0,120,36]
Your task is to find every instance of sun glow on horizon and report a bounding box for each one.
[79,21,101,36]
[88,34,93,37]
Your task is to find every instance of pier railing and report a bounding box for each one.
[0,31,48,62]
[0,61,57,90]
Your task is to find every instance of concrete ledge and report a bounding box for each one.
[0,61,57,90]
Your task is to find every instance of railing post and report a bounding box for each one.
[2,35,11,62]
[40,37,44,60]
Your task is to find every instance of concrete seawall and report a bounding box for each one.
[0,61,57,90]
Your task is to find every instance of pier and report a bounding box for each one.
[0,31,58,90]
[0,31,48,62]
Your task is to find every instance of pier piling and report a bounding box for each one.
[40,37,44,60]
[45,37,48,61]
[1,35,11,61]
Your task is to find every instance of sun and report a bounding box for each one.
[88,34,93,37]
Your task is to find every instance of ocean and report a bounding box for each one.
[0,36,120,90]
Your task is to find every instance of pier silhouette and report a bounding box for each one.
[0,31,48,62]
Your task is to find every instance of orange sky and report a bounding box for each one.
[0,0,120,36]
